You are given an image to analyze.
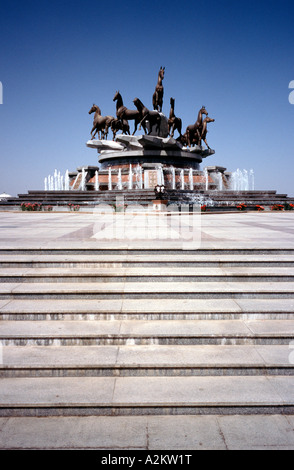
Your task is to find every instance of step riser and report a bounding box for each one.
[1,367,293,378]
[2,250,294,255]
[1,293,294,299]
[0,405,293,417]
[1,313,294,320]
[1,337,293,346]
[2,262,294,268]
[3,276,294,282]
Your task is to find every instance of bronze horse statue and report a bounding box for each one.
[178,113,215,148]
[185,106,208,147]
[110,118,130,139]
[88,104,115,140]
[152,66,165,112]
[168,97,182,137]
[133,98,161,135]
[113,91,146,135]
[198,116,215,149]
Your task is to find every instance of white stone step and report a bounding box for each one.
[1,267,294,283]
[1,298,294,320]
[1,344,292,368]
[1,253,294,267]
[1,319,294,343]
[0,376,293,415]
[1,414,294,449]
[0,281,294,297]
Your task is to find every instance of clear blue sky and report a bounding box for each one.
[0,0,293,196]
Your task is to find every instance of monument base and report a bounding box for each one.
[152,200,168,212]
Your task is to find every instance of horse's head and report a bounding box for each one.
[159,66,165,80]
[113,91,120,102]
[170,97,175,107]
[133,97,143,109]
[205,117,215,123]
[89,104,99,114]
[200,106,208,116]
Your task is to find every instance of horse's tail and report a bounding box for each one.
[139,114,148,130]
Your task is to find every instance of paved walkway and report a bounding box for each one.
[1,414,294,450]
[0,210,294,249]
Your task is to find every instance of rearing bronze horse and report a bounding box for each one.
[199,116,215,149]
[88,104,115,140]
[113,91,146,135]
[168,97,182,137]
[152,66,165,112]
[133,98,161,135]
[185,106,208,147]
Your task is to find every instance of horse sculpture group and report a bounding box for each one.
[89,67,214,149]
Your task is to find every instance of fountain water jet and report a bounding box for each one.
[95,170,99,191]
[64,170,69,191]
[249,169,255,190]
[81,168,86,191]
[230,168,254,191]
[204,168,209,191]
[128,164,132,190]
[180,169,184,190]
[117,168,122,190]
[171,167,176,190]
[189,168,193,190]
[160,167,164,186]
[108,168,112,190]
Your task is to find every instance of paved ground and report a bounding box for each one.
[0,210,294,450]
[0,210,294,249]
[1,414,294,450]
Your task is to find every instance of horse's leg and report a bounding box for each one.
[176,119,182,137]
[152,92,156,110]
[146,116,153,135]
[159,98,162,113]
[140,119,147,134]
[90,125,96,140]
[203,136,210,149]
[196,129,201,146]
[187,130,191,147]
[122,119,129,135]
[156,115,161,134]
[153,92,158,111]
[170,123,175,137]
[139,115,147,132]
[125,123,130,135]
[132,118,138,135]
[179,119,182,136]
[111,123,117,139]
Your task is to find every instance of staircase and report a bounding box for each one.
[0,247,294,417]
[1,189,294,210]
